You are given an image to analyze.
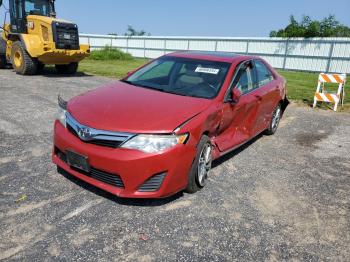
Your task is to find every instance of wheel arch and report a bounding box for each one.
[13,34,42,58]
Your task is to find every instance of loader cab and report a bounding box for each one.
[8,0,55,33]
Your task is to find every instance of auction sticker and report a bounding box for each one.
[195,67,220,75]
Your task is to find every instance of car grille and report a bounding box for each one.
[67,124,123,148]
[138,173,166,192]
[65,112,134,149]
[56,147,124,188]
[52,22,80,50]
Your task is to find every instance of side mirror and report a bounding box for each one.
[230,88,242,104]
[126,70,135,76]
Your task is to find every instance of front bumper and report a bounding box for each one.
[52,121,196,198]
[38,43,90,64]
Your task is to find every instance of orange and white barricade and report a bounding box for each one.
[313,73,346,111]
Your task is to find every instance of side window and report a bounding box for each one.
[255,60,274,87]
[236,68,251,94]
[233,61,258,94]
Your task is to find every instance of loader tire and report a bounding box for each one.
[11,41,38,75]
[55,62,78,75]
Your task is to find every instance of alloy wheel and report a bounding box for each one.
[197,143,212,187]
[14,50,23,69]
[271,106,281,132]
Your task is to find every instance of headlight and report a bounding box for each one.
[57,106,66,127]
[121,134,188,153]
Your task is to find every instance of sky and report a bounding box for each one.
[54,0,349,37]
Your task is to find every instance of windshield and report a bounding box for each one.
[125,57,230,99]
[24,0,54,17]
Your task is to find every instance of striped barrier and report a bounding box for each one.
[313,73,346,111]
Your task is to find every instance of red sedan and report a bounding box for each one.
[52,51,287,198]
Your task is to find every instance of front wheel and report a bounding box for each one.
[186,135,212,193]
[265,103,282,135]
[11,41,38,75]
[55,62,78,75]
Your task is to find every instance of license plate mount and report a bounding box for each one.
[66,150,90,173]
[63,33,71,40]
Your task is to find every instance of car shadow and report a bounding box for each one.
[40,67,93,78]
[57,167,183,206]
[212,133,263,168]
[1,66,92,77]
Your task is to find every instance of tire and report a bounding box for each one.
[11,41,38,75]
[265,103,282,135]
[185,135,212,193]
[0,55,6,69]
[55,62,78,75]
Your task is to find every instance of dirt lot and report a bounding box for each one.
[0,70,349,261]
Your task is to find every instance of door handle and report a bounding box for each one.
[254,95,262,101]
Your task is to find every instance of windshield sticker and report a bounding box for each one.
[195,67,220,75]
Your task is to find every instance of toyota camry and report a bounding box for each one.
[52,51,287,198]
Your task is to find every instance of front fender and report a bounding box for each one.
[19,34,43,57]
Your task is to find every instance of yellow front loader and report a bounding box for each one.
[0,0,90,75]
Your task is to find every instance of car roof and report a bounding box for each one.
[165,51,254,63]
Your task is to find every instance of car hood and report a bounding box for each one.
[67,81,212,133]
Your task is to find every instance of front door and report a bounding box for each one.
[215,61,261,153]
[9,0,27,33]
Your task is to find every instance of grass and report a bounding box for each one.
[79,58,148,79]
[89,46,134,61]
[79,59,349,112]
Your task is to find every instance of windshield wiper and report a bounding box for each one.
[121,80,193,97]
[163,90,192,97]
[120,79,133,85]
[122,80,165,91]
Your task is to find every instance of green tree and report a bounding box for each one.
[124,25,150,37]
[270,15,350,37]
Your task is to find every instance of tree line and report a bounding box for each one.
[270,15,350,37]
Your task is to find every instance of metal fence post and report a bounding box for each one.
[326,42,335,73]
[143,38,146,58]
[282,40,289,70]
[215,40,218,51]
[164,39,167,55]
[126,37,129,53]
[246,40,249,54]
[187,40,190,50]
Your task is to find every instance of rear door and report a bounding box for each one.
[215,61,261,152]
[253,60,280,132]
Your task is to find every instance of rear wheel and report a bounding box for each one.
[55,62,78,75]
[11,41,38,75]
[265,103,282,135]
[186,135,212,193]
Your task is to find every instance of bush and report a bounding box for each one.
[89,46,133,61]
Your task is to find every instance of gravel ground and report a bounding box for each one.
[0,69,349,261]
